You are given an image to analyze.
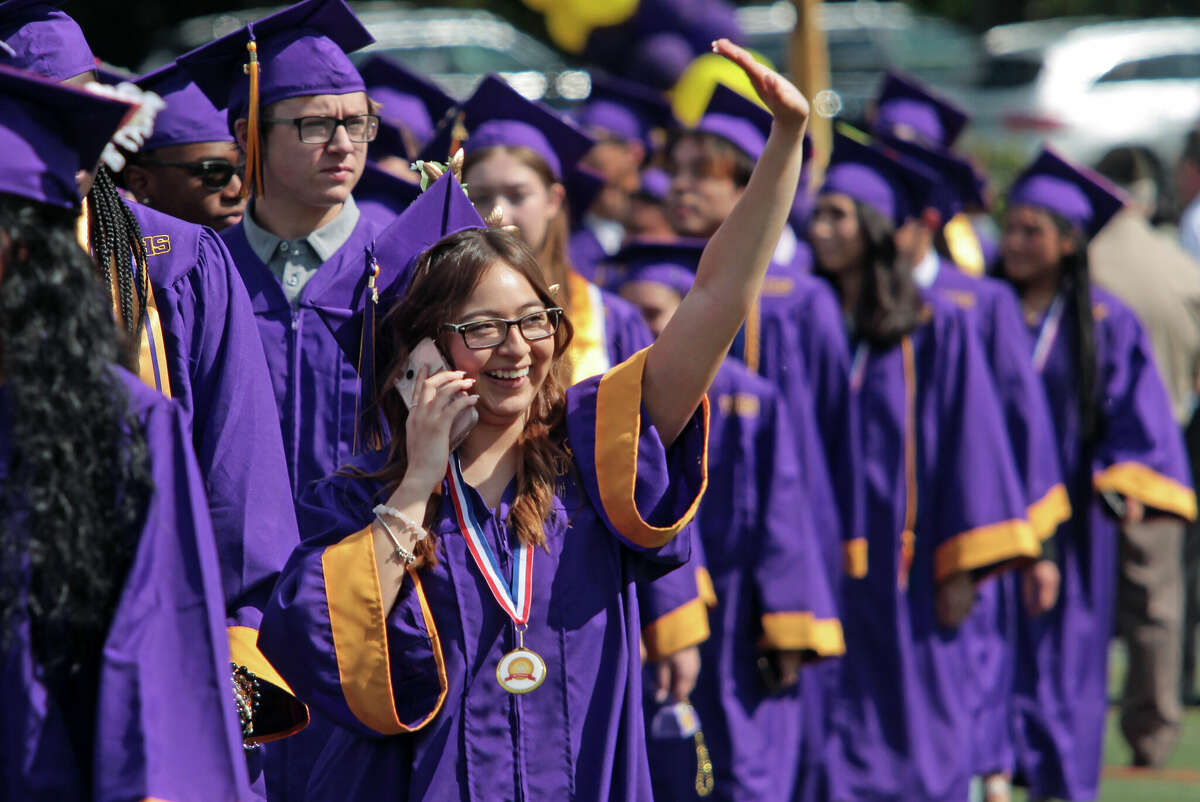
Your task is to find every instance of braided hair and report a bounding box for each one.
[86,165,149,347]
[0,193,153,761]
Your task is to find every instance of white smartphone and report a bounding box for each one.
[394,338,478,450]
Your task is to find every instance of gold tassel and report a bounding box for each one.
[449,111,468,159]
[243,40,264,198]
[694,729,714,796]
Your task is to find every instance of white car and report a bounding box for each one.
[957,17,1200,201]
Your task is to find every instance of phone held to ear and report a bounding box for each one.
[395,338,478,451]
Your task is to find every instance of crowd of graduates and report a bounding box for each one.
[1,1,1197,801]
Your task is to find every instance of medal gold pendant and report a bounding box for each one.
[496,626,546,694]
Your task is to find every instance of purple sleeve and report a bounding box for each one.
[1093,302,1196,520]
[94,384,253,802]
[565,349,708,571]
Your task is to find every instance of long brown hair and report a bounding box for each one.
[463,144,575,291]
[372,227,575,558]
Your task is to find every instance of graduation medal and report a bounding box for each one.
[447,454,547,694]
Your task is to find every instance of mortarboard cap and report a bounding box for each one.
[0,0,95,81]
[612,238,707,299]
[629,31,694,92]
[354,160,421,220]
[135,61,233,152]
[575,73,676,148]
[360,54,454,147]
[0,63,134,207]
[872,71,970,150]
[419,74,595,181]
[694,82,772,162]
[876,132,985,221]
[177,0,373,197]
[317,173,484,445]
[636,167,671,203]
[1007,147,1125,239]
[820,130,938,227]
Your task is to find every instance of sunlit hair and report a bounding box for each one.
[463,144,574,291]
[666,129,755,188]
[371,227,575,560]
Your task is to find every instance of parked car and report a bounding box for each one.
[956,16,1200,205]
[736,0,982,126]
[139,2,592,104]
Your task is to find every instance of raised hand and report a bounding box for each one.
[712,38,809,131]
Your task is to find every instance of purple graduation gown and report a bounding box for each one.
[924,260,1070,777]
[126,202,302,718]
[220,208,386,499]
[568,226,609,284]
[0,369,252,801]
[829,298,1040,802]
[648,358,845,801]
[1011,287,1196,801]
[729,261,857,802]
[259,350,709,801]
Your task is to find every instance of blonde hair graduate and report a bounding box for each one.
[258,40,809,802]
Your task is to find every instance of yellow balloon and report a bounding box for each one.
[545,9,592,55]
[545,0,639,54]
[566,0,638,28]
[670,50,774,126]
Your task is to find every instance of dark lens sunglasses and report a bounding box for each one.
[139,158,244,191]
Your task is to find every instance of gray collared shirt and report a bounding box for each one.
[242,195,361,305]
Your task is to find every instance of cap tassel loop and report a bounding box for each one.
[243,40,264,198]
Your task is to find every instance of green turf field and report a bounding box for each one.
[1010,644,1200,801]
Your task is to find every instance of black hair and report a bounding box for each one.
[816,200,925,348]
[0,192,153,773]
[665,129,756,188]
[86,165,149,358]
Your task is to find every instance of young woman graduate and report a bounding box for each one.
[614,239,845,801]
[256,39,811,802]
[2,1,305,745]
[999,148,1197,802]
[810,133,1042,802]
[0,64,252,802]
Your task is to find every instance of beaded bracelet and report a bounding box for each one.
[373,504,429,542]
[374,516,416,565]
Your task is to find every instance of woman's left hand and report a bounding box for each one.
[712,38,810,132]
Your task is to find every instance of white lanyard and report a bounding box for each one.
[1031,295,1065,374]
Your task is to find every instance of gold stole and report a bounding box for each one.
[565,270,611,385]
[76,200,173,397]
[943,213,985,277]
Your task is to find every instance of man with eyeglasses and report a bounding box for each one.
[179,5,399,797]
[122,61,247,231]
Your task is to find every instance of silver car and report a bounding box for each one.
[957,17,1200,198]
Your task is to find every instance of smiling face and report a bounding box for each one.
[464,148,564,253]
[808,193,867,275]
[442,260,558,427]
[254,92,369,209]
[1001,204,1074,285]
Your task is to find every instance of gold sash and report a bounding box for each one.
[565,270,611,385]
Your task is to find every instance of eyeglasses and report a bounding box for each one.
[264,114,380,145]
[138,158,244,191]
[441,308,564,350]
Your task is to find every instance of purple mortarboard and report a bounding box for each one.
[1007,147,1125,239]
[317,172,485,439]
[360,54,454,147]
[135,61,233,151]
[820,131,937,227]
[354,160,421,219]
[612,238,707,299]
[0,0,95,81]
[419,74,595,182]
[565,165,605,229]
[369,115,415,162]
[177,0,373,196]
[575,73,675,147]
[0,63,134,207]
[876,132,985,221]
[636,167,671,203]
[629,32,694,91]
[872,70,969,150]
[695,83,772,162]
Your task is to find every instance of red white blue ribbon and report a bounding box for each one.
[446,452,533,626]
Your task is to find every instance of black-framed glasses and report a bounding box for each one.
[138,158,244,191]
[264,114,380,144]
[441,308,564,350]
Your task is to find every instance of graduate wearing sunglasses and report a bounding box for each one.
[122,61,247,231]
